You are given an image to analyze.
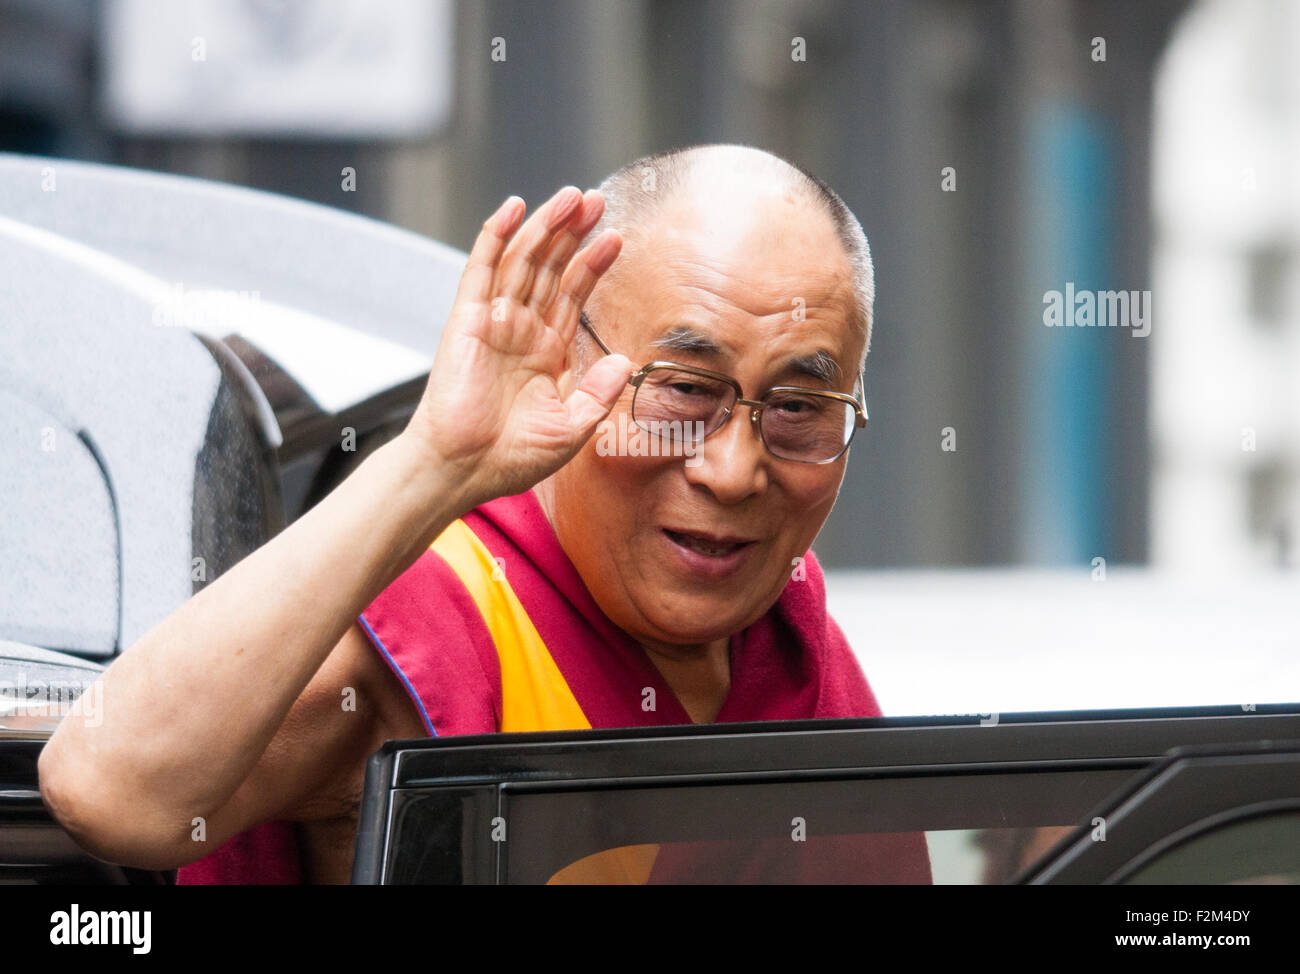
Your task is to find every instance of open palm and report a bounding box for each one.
[405,188,631,506]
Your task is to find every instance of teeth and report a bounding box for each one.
[672,532,738,557]
[691,541,730,556]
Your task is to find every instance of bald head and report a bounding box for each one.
[577,144,874,365]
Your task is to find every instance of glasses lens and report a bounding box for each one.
[760,391,856,462]
[634,368,734,442]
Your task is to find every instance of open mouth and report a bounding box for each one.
[662,528,754,559]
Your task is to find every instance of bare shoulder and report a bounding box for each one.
[216,622,427,833]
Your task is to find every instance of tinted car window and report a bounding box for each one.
[1123,811,1300,885]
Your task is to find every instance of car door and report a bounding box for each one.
[352,705,1300,884]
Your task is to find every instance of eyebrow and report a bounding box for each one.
[781,350,842,385]
[648,325,726,357]
[650,325,843,385]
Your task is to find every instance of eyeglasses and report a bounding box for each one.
[579,312,868,464]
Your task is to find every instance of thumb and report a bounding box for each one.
[563,354,633,440]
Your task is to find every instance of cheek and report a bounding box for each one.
[556,417,676,550]
[587,409,686,486]
[771,468,844,546]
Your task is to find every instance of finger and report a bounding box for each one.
[454,196,525,308]
[564,353,634,441]
[494,186,584,303]
[528,190,606,314]
[550,229,623,348]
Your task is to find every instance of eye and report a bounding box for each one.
[648,371,729,399]
[767,393,825,416]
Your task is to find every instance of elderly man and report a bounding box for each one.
[39,143,931,884]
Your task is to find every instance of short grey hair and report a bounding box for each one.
[575,143,874,372]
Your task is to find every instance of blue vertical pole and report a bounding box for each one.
[1023,104,1115,563]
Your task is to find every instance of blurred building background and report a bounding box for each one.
[6,0,1297,575]
[1152,0,1300,573]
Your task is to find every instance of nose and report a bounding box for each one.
[682,402,768,502]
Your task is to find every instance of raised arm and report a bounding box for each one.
[38,186,632,869]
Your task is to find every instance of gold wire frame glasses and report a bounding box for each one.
[579,312,868,464]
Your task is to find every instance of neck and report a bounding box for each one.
[639,633,732,724]
[637,634,729,665]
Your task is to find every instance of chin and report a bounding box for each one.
[638,595,764,646]
[645,619,739,646]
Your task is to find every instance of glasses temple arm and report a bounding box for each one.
[579,310,614,356]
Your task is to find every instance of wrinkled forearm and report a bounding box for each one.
[38,431,471,845]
